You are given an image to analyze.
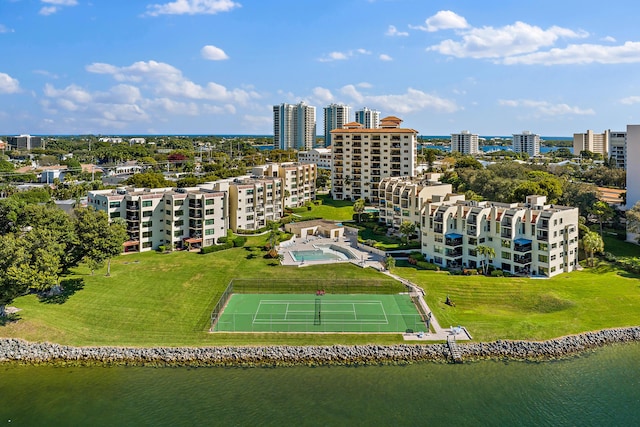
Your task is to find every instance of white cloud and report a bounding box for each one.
[318,49,372,62]
[502,41,640,65]
[340,85,458,114]
[201,45,229,60]
[145,0,240,17]
[33,69,60,79]
[602,36,616,43]
[498,99,595,116]
[385,25,408,37]
[357,82,372,89]
[39,0,78,15]
[411,10,469,32]
[0,24,14,34]
[379,54,392,61]
[86,60,259,104]
[429,21,588,59]
[620,96,640,105]
[0,72,21,94]
[312,87,334,103]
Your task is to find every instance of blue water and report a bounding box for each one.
[291,249,345,262]
[0,342,638,426]
[418,144,572,154]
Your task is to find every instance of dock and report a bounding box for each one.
[447,335,463,363]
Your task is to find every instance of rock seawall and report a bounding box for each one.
[1,327,638,367]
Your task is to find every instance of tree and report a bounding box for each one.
[582,231,604,267]
[399,221,416,246]
[75,208,127,275]
[476,245,496,275]
[124,172,172,189]
[353,198,365,223]
[626,201,640,242]
[384,255,396,271]
[0,234,30,317]
[589,201,615,237]
[266,220,280,249]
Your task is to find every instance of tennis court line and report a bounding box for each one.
[251,300,389,325]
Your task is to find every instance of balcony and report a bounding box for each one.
[514,254,532,265]
[514,239,532,253]
[189,209,202,219]
[445,248,462,258]
[126,214,140,221]
[188,201,203,209]
[539,220,549,229]
[537,232,549,242]
[445,234,463,247]
[467,225,477,236]
[434,225,443,233]
[501,228,512,238]
[126,203,140,211]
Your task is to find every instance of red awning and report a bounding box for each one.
[123,240,140,247]
[185,238,202,244]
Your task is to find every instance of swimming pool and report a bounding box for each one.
[290,244,356,262]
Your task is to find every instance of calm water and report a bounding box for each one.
[1,343,638,426]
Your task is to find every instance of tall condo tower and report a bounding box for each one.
[512,131,540,157]
[273,102,316,150]
[450,130,479,155]
[324,104,351,147]
[355,107,380,129]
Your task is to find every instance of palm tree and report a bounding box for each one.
[476,245,496,275]
[353,198,365,223]
[582,231,604,267]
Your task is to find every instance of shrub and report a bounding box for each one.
[201,241,233,254]
[408,251,425,262]
[314,199,322,206]
[217,236,228,244]
[490,269,504,277]
[416,260,439,271]
[233,236,247,247]
[462,268,479,276]
[265,248,279,259]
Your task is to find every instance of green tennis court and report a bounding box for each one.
[213,293,427,333]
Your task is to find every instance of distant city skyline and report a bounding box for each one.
[2,1,640,135]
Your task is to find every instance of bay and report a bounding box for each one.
[1,342,638,426]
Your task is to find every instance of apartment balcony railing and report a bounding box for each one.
[126,214,140,221]
[445,248,462,258]
[514,255,532,265]
[126,203,140,211]
[445,237,463,247]
[514,243,532,253]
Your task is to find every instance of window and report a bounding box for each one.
[205,229,215,236]
[205,209,215,215]
[176,210,184,216]
[538,242,548,251]
[142,201,153,207]
[501,239,510,248]
[174,220,184,227]
[142,211,153,217]
[206,199,214,205]
[142,242,152,248]
[205,219,214,225]
[173,230,182,237]
[142,231,152,238]
[538,254,549,263]
[109,201,121,208]
[501,251,511,260]
[110,212,121,219]
[174,200,184,206]
[165,219,170,225]
[142,221,152,228]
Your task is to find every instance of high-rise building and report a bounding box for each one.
[512,131,540,157]
[450,131,479,155]
[331,116,417,202]
[252,162,317,208]
[355,107,380,129]
[573,130,609,157]
[7,134,44,150]
[608,131,626,169]
[323,104,350,147]
[273,102,316,151]
[626,125,640,242]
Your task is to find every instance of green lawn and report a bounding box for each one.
[2,235,639,347]
[289,194,355,221]
[1,242,406,347]
[394,262,640,341]
[603,235,640,258]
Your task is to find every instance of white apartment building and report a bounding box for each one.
[450,131,480,155]
[88,186,228,252]
[608,131,626,169]
[324,104,351,147]
[421,195,579,278]
[331,117,418,203]
[252,162,317,208]
[626,125,640,242]
[273,102,316,151]
[512,131,540,157]
[378,176,452,230]
[298,148,332,169]
[573,130,609,158]
[220,177,284,232]
[355,107,380,129]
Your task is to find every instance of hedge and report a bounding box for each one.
[200,241,233,254]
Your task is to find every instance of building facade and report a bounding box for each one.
[253,162,317,208]
[420,195,579,278]
[355,107,380,129]
[219,178,284,232]
[626,125,640,242]
[608,131,626,169]
[298,148,332,169]
[7,135,43,150]
[331,117,418,203]
[573,130,609,158]
[450,131,479,155]
[512,131,540,157]
[273,102,316,151]
[377,176,452,230]
[88,186,228,252]
[323,104,350,147]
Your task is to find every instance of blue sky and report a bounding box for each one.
[2,0,640,136]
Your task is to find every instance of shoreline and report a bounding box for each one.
[1,326,639,367]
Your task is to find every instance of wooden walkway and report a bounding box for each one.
[447,335,463,363]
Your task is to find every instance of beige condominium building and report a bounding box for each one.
[330,116,417,203]
[88,186,228,252]
[573,130,609,158]
[252,162,317,208]
[298,148,332,170]
[420,194,579,277]
[377,175,452,230]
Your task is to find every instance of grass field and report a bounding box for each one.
[1,231,638,347]
[214,294,425,333]
[289,194,355,221]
